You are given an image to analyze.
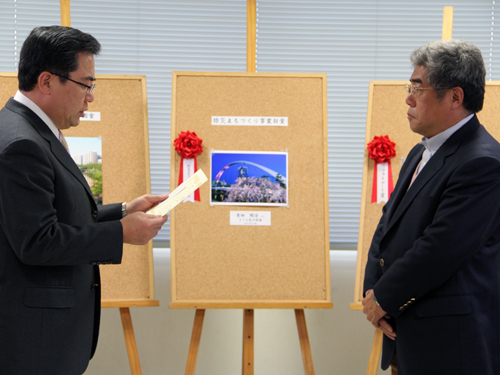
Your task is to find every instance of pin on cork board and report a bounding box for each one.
[351,80,500,309]
[169,71,332,309]
[0,73,157,307]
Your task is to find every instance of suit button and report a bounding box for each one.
[380,259,385,267]
[92,210,98,218]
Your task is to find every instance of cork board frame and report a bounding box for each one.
[169,72,332,309]
[0,73,157,308]
[351,80,500,309]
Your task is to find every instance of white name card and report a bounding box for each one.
[230,211,271,226]
[80,112,101,121]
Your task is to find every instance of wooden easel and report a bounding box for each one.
[174,0,333,375]
[180,3,327,373]
[102,300,160,375]
[184,308,318,375]
[352,7,455,375]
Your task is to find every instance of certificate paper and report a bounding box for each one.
[147,169,207,216]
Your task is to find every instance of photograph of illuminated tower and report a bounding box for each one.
[211,151,288,206]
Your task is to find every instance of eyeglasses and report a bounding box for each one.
[51,72,96,94]
[405,83,451,96]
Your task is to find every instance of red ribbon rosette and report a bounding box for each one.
[367,135,396,203]
[174,131,203,201]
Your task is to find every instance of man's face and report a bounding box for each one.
[405,65,451,138]
[52,52,95,130]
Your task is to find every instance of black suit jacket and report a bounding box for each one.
[0,98,123,375]
[364,115,500,375]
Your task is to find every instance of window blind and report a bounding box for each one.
[1,0,498,249]
[256,0,499,249]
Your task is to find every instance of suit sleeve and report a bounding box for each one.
[363,205,386,294]
[97,203,123,222]
[0,138,123,266]
[373,154,500,317]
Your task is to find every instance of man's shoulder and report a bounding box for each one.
[0,97,37,119]
[0,100,45,151]
[454,122,500,164]
[472,122,500,149]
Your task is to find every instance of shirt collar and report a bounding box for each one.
[421,113,474,156]
[13,90,60,139]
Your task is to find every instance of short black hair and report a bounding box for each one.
[18,26,101,91]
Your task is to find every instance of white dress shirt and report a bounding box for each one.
[13,90,60,140]
[417,113,474,174]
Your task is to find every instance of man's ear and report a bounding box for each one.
[450,86,464,109]
[38,72,54,95]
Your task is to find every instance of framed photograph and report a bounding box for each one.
[210,150,288,206]
[66,137,103,205]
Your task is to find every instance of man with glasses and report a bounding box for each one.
[362,39,500,375]
[0,26,168,375]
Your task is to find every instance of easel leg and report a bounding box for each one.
[119,307,142,375]
[366,328,383,375]
[185,309,206,375]
[242,309,254,375]
[295,309,315,375]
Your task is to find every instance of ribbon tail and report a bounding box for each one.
[178,156,200,202]
[388,161,394,199]
[194,157,200,201]
[376,162,389,203]
[178,157,184,185]
[371,162,378,203]
[183,158,195,203]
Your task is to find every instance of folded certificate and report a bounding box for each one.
[147,169,208,216]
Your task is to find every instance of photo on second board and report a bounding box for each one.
[210,150,288,206]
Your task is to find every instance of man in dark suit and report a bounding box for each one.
[362,39,500,375]
[0,26,169,374]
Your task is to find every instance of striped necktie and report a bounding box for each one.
[58,131,70,153]
[409,148,431,187]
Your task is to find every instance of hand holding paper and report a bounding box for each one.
[121,193,170,245]
[127,193,170,214]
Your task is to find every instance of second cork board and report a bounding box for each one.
[352,80,500,308]
[169,72,332,309]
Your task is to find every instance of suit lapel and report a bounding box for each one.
[386,151,443,233]
[383,144,423,230]
[384,115,480,235]
[6,98,94,200]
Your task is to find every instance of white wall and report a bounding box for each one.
[85,250,387,375]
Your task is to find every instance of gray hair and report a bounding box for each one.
[410,39,485,113]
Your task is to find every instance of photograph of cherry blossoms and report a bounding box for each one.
[211,151,288,206]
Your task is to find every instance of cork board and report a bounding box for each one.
[352,80,500,309]
[169,72,332,309]
[0,73,157,307]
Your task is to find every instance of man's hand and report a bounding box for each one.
[362,289,396,341]
[121,211,168,245]
[126,194,169,215]
[378,316,396,341]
